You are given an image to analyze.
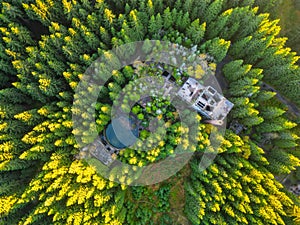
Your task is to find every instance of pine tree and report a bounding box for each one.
[206,8,232,40]
[185,132,293,225]
[162,7,173,30]
[186,19,206,45]
[202,0,224,24]
[200,38,230,62]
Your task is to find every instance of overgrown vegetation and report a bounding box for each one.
[0,0,299,224]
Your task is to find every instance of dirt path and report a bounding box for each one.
[261,83,300,118]
[215,56,300,118]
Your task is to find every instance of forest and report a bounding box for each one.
[0,0,300,224]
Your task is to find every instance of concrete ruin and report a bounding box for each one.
[177,77,234,122]
[80,63,234,166]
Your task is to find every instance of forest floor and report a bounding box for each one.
[167,164,191,225]
[270,0,300,55]
[261,83,300,118]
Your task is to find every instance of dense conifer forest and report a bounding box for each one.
[0,0,300,224]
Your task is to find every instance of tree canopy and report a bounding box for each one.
[0,0,299,224]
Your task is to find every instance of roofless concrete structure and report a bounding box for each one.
[177,77,234,122]
[80,62,234,165]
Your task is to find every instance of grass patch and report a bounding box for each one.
[167,164,191,225]
[271,0,300,55]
